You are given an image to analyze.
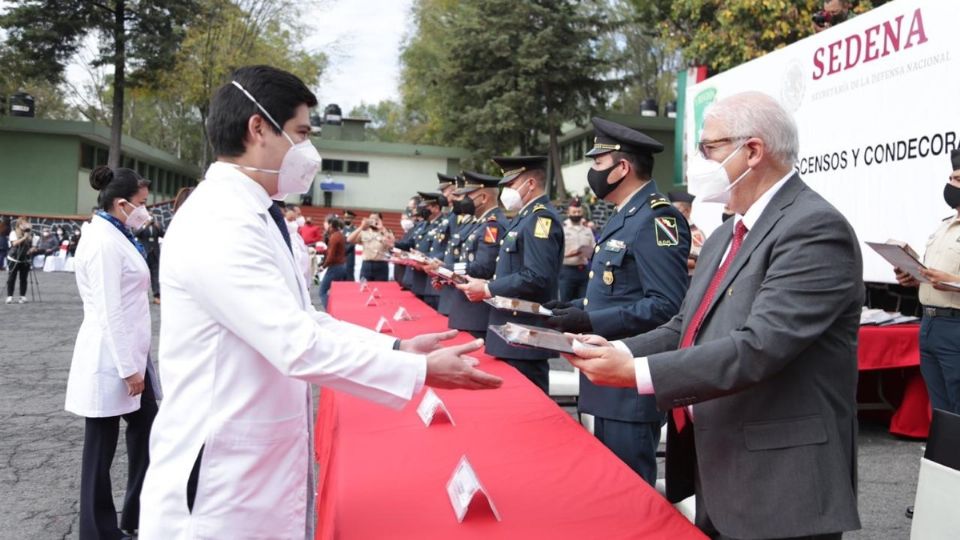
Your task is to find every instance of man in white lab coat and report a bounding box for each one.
[139,65,502,540]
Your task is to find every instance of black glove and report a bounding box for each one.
[542,299,572,310]
[546,307,593,333]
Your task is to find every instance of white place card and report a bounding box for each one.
[365,294,378,306]
[446,456,501,523]
[393,306,413,321]
[359,278,369,292]
[416,388,455,427]
[374,316,392,333]
[371,287,382,298]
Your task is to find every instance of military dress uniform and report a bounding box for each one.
[447,172,507,337]
[549,118,691,484]
[484,157,564,393]
[919,153,960,415]
[420,210,451,309]
[394,219,426,291]
[438,175,472,316]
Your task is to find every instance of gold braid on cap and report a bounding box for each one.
[501,166,526,177]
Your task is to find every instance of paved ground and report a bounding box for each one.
[0,272,921,539]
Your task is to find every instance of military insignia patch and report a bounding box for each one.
[534,217,552,239]
[483,226,499,244]
[533,203,547,213]
[654,216,679,247]
[603,270,614,285]
[649,194,671,209]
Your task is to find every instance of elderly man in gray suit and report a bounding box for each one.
[567,91,862,540]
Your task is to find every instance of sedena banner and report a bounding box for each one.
[683,0,957,283]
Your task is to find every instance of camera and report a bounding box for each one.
[812,10,847,28]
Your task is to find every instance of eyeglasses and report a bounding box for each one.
[697,136,750,159]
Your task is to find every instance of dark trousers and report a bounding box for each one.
[920,315,960,414]
[146,251,160,298]
[557,265,588,302]
[360,260,389,281]
[6,262,28,296]
[345,251,356,281]
[503,359,549,394]
[423,295,439,309]
[319,264,348,309]
[79,371,157,539]
[593,417,661,486]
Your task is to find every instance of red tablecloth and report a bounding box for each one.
[857,324,930,438]
[316,281,704,539]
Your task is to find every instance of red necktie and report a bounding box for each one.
[672,220,749,432]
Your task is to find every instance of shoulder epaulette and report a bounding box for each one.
[487,214,498,221]
[532,203,548,213]
[649,194,671,209]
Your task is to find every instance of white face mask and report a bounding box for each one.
[286,219,299,236]
[295,216,305,227]
[229,81,322,198]
[687,144,751,204]
[120,200,151,230]
[499,187,523,212]
[400,218,414,232]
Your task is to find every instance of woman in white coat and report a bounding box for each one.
[65,165,158,540]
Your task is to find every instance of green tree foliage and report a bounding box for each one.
[153,0,327,166]
[636,0,887,75]
[1,0,196,167]
[400,0,627,195]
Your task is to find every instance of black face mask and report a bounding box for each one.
[452,197,475,216]
[569,215,583,224]
[587,162,625,200]
[945,183,960,209]
[417,206,432,220]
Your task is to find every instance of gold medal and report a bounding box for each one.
[603,270,614,285]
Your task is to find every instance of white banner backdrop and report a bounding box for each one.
[684,0,957,283]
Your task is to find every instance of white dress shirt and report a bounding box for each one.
[626,171,794,410]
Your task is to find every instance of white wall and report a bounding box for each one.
[76,170,99,214]
[315,151,451,210]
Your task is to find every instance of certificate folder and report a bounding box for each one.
[484,296,553,317]
[488,322,594,354]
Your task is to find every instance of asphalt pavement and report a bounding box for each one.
[0,271,921,539]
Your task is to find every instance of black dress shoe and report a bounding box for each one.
[905,505,914,519]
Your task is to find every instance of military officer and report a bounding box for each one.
[420,182,453,309]
[895,148,960,416]
[668,190,706,274]
[447,171,507,338]
[458,156,564,393]
[412,191,447,307]
[545,117,690,484]
[394,196,427,291]
[437,175,473,315]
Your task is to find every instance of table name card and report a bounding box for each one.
[359,278,369,292]
[365,295,378,306]
[393,306,414,321]
[374,316,392,333]
[446,456,500,523]
[417,388,455,427]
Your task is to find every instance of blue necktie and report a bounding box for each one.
[268,203,292,253]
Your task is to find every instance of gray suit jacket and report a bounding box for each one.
[623,175,863,539]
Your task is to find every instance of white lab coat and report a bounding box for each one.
[286,218,312,283]
[140,162,426,540]
[65,216,151,417]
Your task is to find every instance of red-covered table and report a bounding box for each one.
[857,324,930,438]
[316,281,704,539]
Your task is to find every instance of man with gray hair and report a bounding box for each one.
[566,91,863,539]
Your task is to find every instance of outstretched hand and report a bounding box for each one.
[563,336,636,388]
[425,339,502,390]
[400,330,459,354]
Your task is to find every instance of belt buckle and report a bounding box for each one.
[923,307,937,318]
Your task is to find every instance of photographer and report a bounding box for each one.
[813,0,851,33]
[347,212,395,281]
[6,217,35,304]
